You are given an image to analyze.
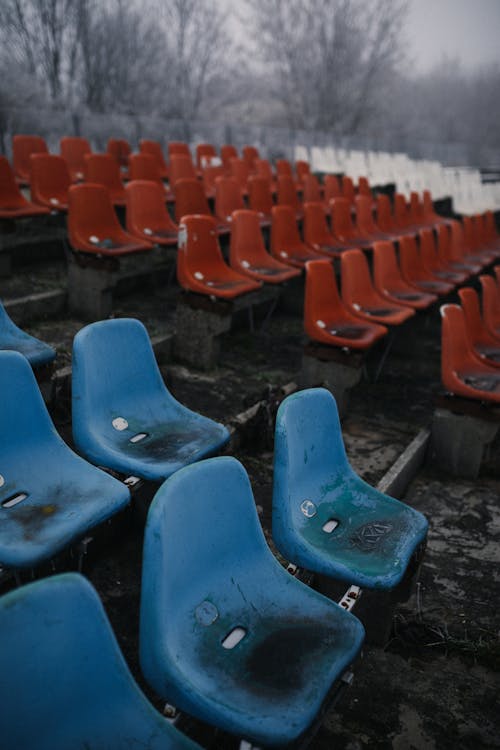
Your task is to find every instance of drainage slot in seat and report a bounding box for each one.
[221,627,247,650]
[2,492,28,508]
[130,432,148,444]
[322,518,339,533]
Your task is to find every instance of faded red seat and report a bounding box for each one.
[270,205,324,268]
[167,154,197,189]
[463,215,496,265]
[277,175,303,219]
[295,160,311,186]
[302,174,324,204]
[247,175,274,226]
[68,184,153,257]
[399,235,454,296]
[0,156,50,218]
[126,180,178,246]
[341,249,415,326]
[214,176,244,225]
[276,159,294,180]
[358,176,372,200]
[107,138,131,171]
[230,210,300,284]
[480,274,500,340]
[458,287,500,366]
[220,145,238,173]
[323,174,341,203]
[436,224,471,282]
[202,165,225,200]
[419,228,463,286]
[330,197,373,250]
[128,153,173,201]
[229,158,250,197]
[139,140,169,180]
[372,241,437,310]
[242,145,259,173]
[12,135,48,185]
[177,214,261,299]
[341,175,356,204]
[60,137,91,182]
[195,143,217,171]
[440,303,500,403]
[303,202,345,256]
[173,178,229,235]
[30,154,71,212]
[355,195,397,243]
[168,142,191,158]
[85,154,126,206]
[305,259,387,349]
[255,159,277,192]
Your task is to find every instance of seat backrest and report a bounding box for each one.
[376,194,395,232]
[355,195,376,235]
[230,157,249,190]
[323,174,341,202]
[178,214,228,278]
[441,303,477,378]
[419,228,438,269]
[60,136,91,174]
[303,201,331,245]
[230,209,267,265]
[169,154,196,186]
[255,158,274,182]
[128,153,163,184]
[480,274,500,330]
[196,143,217,170]
[270,205,301,254]
[422,190,435,221]
[331,197,355,238]
[0,156,28,208]
[174,178,210,222]
[393,193,410,228]
[276,159,293,179]
[72,318,184,452]
[139,139,169,173]
[295,160,310,183]
[304,259,343,336]
[372,240,401,290]
[302,173,322,203]
[341,249,378,306]
[409,192,424,224]
[68,183,124,243]
[215,176,244,221]
[0,573,198,750]
[342,175,355,203]
[220,144,238,171]
[85,153,124,191]
[12,134,48,181]
[399,235,422,279]
[168,141,191,158]
[106,138,131,167]
[458,287,486,341]
[358,176,371,198]
[30,154,71,205]
[242,145,259,170]
[273,389,351,529]
[436,224,451,263]
[277,175,299,210]
[126,180,175,233]
[248,175,273,215]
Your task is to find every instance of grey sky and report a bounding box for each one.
[406,0,500,72]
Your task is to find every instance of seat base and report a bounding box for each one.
[301,343,365,417]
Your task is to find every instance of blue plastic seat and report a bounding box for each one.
[0,300,56,367]
[72,318,230,481]
[0,573,201,750]
[273,388,428,590]
[140,456,364,747]
[0,351,130,569]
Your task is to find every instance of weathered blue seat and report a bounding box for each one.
[140,456,364,747]
[0,573,201,750]
[0,300,56,367]
[273,388,428,590]
[72,318,230,481]
[0,351,130,569]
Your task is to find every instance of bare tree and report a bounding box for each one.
[243,0,408,134]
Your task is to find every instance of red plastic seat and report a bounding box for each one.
[277,175,302,219]
[372,241,437,310]
[330,197,373,250]
[220,145,238,173]
[68,184,153,257]
[139,140,169,180]
[60,137,92,182]
[0,156,50,218]
[399,235,454,296]
[295,160,311,185]
[376,194,405,236]
[323,174,341,203]
[196,143,217,170]
[458,287,500,366]
[419,228,462,287]
[168,142,191,158]
[242,146,259,172]
[229,158,250,197]
[407,192,429,230]
[202,165,225,200]
[173,178,229,235]
[107,138,131,170]
[341,175,356,204]
[436,224,470,282]
[229,210,300,284]
[30,154,71,212]
[393,193,416,234]
[247,175,274,226]
[341,249,415,325]
[128,153,173,201]
[463,216,495,265]
[276,159,294,180]
[126,180,178,246]
[480,274,500,340]
[474,213,500,259]
[358,177,372,199]
[445,221,482,275]
[483,211,500,251]
[255,159,277,191]
[303,202,345,256]
[270,205,324,268]
[12,135,48,185]
[85,154,126,206]
[177,214,261,299]
[214,176,244,225]
[168,154,197,188]
[440,303,500,403]
[355,195,397,242]
[422,190,449,227]
[302,174,323,204]
[305,259,387,349]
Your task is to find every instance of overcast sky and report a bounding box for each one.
[406,0,500,72]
